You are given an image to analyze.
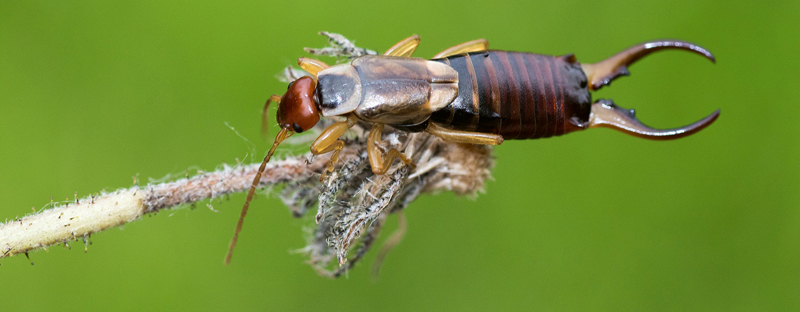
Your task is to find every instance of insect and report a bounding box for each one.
[224,35,719,264]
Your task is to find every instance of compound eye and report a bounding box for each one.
[292,123,303,133]
[287,81,294,90]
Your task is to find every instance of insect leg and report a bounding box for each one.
[261,94,281,138]
[383,35,421,57]
[297,57,330,79]
[310,114,359,180]
[367,124,414,175]
[425,122,504,145]
[432,39,489,58]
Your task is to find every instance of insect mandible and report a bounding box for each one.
[224,35,720,264]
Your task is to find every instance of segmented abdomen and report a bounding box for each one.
[430,51,592,139]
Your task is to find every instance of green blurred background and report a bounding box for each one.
[1,1,798,311]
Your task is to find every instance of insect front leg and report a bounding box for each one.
[367,124,414,175]
[310,114,359,180]
[432,39,489,58]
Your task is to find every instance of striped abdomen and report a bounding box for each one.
[430,51,592,139]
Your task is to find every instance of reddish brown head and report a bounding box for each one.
[227,76,322,265]
[277,76,320,133]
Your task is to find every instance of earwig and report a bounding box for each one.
[224,35,719,264]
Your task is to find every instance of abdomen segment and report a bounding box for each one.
[431,51,592,140]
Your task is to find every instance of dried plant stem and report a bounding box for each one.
[0,130,492,268]
[0,150,346,259]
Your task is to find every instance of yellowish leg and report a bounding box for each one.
[383,35,421,57]
[297,57,330,79]
[432,39,489,59]
[367,124,414,175]
[310,114,359,180]
[261,94,281,138]
[425,122,504,145]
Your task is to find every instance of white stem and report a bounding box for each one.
[1,188,143,257]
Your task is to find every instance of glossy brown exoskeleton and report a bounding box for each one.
[224,35,720,264]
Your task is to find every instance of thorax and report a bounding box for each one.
[316,55,459,126]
